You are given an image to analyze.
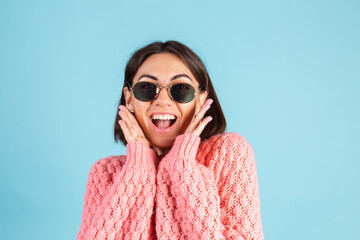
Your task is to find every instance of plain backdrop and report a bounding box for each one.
[1,0,359,239]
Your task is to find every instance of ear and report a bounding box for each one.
[123,86,134,113]
[195,91,208,114]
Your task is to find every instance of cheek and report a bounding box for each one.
[133,102,150,127]
[178,104,196,130]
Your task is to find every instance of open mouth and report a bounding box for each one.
[151,114,177,129]
[152,119,176,129]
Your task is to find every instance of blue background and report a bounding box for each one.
[1,0,359,239]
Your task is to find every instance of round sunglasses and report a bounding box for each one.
[128,81,203,103]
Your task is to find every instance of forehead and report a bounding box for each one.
[134,53,198,84]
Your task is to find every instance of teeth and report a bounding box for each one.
[152,114,176,120]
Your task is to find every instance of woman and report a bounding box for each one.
[77,41,264,239]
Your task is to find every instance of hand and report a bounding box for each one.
[184,99,213,137]
[118,105,151,148]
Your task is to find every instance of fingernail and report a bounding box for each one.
[208,99,213,105]
[208,117,213,122]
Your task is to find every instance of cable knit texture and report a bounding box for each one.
[77,132,264,239]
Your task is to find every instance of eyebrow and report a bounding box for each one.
[138,74,193,82]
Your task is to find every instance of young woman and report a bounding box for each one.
[77,41,264,239]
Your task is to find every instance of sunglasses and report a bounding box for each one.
[128,81,203,103]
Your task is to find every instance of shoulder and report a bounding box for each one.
[199,132,254,157]
[87,155,126,183]
[197,132,256,173]
[202,132,249,144]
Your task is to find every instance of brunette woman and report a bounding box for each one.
[77,41,264,239]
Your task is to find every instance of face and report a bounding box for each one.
[124,53,207,149]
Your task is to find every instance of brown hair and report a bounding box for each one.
[114,40,226,145]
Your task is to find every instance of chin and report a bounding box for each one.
[150,135,176,149]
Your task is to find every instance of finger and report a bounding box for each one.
[189,99,213,132]
[192,116,213,136]
[119,105,141,129]
[119,105,146,141]
[118,108,131,127]
[118,107,138,139]
[118,106,137,132]
[194,99,213,121]
[118,119,134,143]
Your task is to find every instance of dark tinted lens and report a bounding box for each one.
[133,82,157,101]
[170,83,195,103]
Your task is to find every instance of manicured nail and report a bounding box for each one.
[208,117,213,122]
[208,99,213,105]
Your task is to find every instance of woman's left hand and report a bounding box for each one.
[184,98,213,137]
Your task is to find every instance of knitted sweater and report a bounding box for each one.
[77,132,264,240]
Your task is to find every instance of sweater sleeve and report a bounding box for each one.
[77,141,158,240]
[155,133,263,240]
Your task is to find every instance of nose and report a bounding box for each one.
[154,87,173,105]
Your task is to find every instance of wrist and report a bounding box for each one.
[169,133,200,159]
[127,141,158,169]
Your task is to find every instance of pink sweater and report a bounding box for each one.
[77,133,264,239]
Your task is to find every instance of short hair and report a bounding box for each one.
[114,40,226,145]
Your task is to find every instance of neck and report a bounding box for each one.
[152,146,170,157]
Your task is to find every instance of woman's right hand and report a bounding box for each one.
[118,105,151,149]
